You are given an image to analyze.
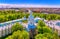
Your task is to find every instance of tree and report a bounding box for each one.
[56,15,60,20]
[35,32,58,39]
[5,36,13,39]
[35,34,48,39]
[38,20,45,27]
[43,26,52,33]
[36,20,58,39]
[5,30,29,39]
[37,20,45,34]
[11,23,23,32]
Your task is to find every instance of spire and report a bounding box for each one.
[28,10,34,25]
[28,10,32,15]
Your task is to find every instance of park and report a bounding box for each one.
[0,10,60,39]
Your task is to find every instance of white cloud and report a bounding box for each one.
[0,3,60,8]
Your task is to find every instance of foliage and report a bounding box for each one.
[35,32,58,39]
[0,10,60,23]
[35,34,48,39]
[22,20,27,23]
[5,30,29,39]
[11,23,23,32]
[35,20,58,39]
[0,10,59,39]
[38,20,45,27]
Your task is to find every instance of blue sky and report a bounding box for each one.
[0,0,60,5]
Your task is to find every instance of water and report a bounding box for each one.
[56,22,60,26]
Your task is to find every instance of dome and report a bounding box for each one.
[27,23,36,31]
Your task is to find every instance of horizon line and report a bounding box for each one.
[0,3,60,8]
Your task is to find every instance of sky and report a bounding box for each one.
[0,0,60,8]
[0,0,60,5]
